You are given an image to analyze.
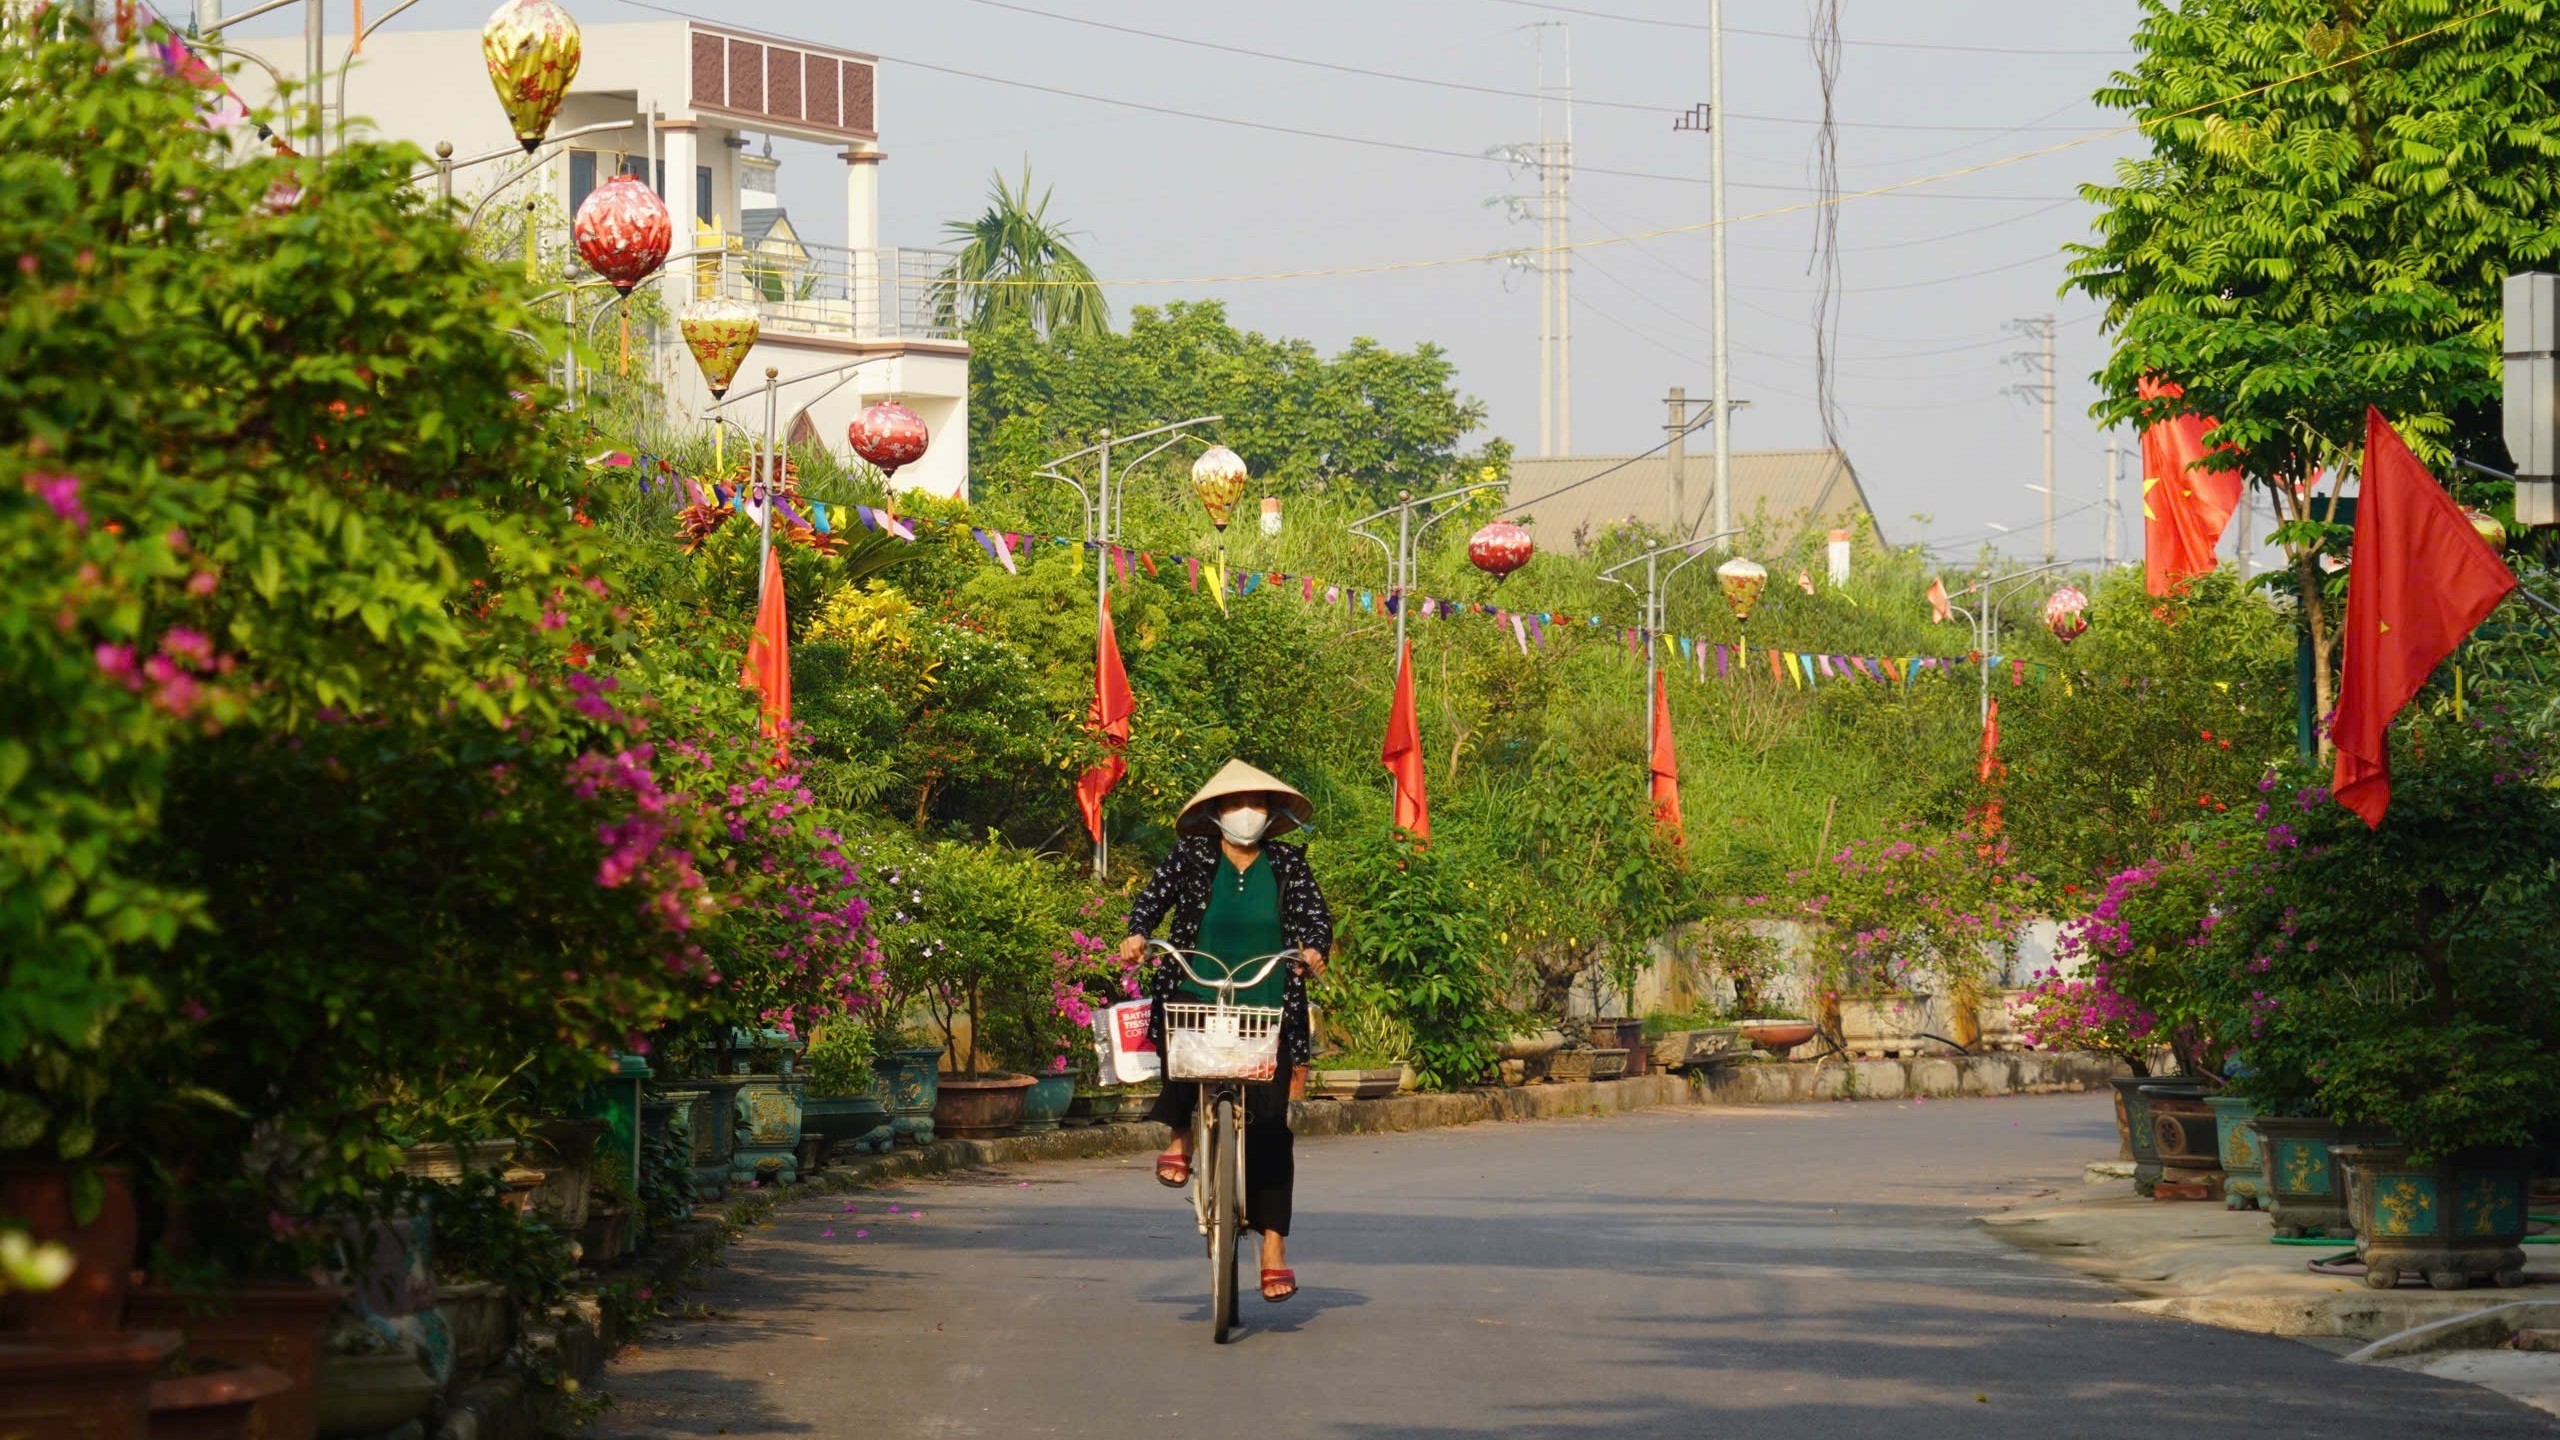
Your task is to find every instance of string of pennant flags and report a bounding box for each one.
[604,452,2133,696]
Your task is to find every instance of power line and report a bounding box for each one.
[951,0,2118,133]
[1482,0,2133,57]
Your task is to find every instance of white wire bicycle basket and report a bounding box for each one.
[1161,999,1284,1082]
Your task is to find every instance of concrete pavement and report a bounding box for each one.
[595,1093,2557,1438]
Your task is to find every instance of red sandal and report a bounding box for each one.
[1260,1268,1297,1303]
[1154,1150,1190,1188]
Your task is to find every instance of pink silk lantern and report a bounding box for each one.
[2044,585,2091,644]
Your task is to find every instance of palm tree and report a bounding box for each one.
[937,164,1109,339]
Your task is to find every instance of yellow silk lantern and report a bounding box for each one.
[482,0,582,154]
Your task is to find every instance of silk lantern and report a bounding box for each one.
[679,300,759,401]
[1467,520,1534,582]
[850,400,930,479]
[1190,446,1249,531]
[2044,585,2091,644]
[573,174,671,294]
[1716,557,1768,623]
[481,0,582,154]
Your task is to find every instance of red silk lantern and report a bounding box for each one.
[573,174,671,294]
[849,400,930,478]
[2044,585,2091,644]
[1467,520,1534,581]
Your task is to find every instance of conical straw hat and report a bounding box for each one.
[1176,759,1313,839]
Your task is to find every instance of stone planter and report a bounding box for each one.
[800,1095,894,1169]
[933,1073,1037,1139]
[2205,1095,2265,1210]
[2337,1144,2533,1290]
[2253,1116,2372,1239]
[2111,1077,2195,1196]
[1546,1050,1595,1085]
[2146,1087,2223,1196]
[312,1349,437,1438]
[1064,1089,1112,1127]
[577,1203,633,1263]
[149,1360,293,1440]
[393,1140,516,1184]
[524,1117,608,1233]
[0,1331,174,1440]
[1018,1074,1076,1134]
[1589,1048,1630,1081]
[1494,1031,1565,1063]
[0,1162,138,1335]
[877,1047,944,1147]
[1102,1084,1162,1123]
[432,1280,512,1389]
[126,1283,349,1440]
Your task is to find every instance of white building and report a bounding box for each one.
[229,16,970,498]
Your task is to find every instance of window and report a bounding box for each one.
[567,150,654,215]
[697,166,714,227]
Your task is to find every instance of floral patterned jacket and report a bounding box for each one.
[1125,836,1333,1070]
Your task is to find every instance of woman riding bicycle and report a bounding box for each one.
[1117,759,1332,1305]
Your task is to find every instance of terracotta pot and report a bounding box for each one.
[125,1284,349,1440]
[0,1163,139,1334]
[311,1349,437,1438]
[149,1361,294,1440]
[0,1330,175,1440]
[930,1073,1037,1140]
[1736,1019,1817,1058]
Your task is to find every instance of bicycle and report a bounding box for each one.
[1149,940,1298,1345]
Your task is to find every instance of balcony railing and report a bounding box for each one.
[695,240,965,344]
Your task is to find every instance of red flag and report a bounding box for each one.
[2138,377,2246,597]
[2331,408,2517,827]
[1649,670,1684,843]
[1976,698,2003,785]
[1925,576,1952,623]
[740,548,792,762]
[1380,639,1430,842]
[1074,607,1135,844]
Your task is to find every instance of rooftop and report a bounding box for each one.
[1505,448,1878,550]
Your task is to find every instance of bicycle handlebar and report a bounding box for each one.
[1145,939,1294,1000]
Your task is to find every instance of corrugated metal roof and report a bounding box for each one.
[1505,448,1877,550]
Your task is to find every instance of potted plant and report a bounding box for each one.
[798,1024,892,1168]
[897,841,1068,1141]
[2199,725,2560,1288]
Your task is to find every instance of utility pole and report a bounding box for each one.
[2104,440,2123,568]
[1666,387,1687,535]
[1708,0,1730,547]
[1493,24,1572,457]
[2003,314,2057,562]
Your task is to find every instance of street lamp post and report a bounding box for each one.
[1941,561,2069,726]
[1349,481,1509,658]
[704,354,920,604]
[1598,529,1742,701]
[1034,416,1229,879]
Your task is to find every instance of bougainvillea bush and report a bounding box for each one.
[2018,849,2228,1077]
[2192,719,2560,1159]
[1783,821,2048,1007]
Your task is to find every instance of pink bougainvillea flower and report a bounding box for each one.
[23,472,86,527]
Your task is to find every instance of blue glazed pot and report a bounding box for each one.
[878,1047,944,1146]
[2205,1095,2264,1210]
[1017,1074,1075,1134]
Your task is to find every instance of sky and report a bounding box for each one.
[220,0,2276,569]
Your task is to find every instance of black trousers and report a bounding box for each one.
[1148,1079,1294,1238]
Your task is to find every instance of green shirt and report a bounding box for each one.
[1185,851,1289,1010]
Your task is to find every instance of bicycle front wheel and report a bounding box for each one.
[1209,1091,1241,1343]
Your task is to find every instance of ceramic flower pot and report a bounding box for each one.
[392,1140,516,1184]
[0,1331,173,1440]
[878,1047,945,1146]
[931,1073,1037,1140]
[2204,1095,2265,1210]
[2338,1144,2533,1291]
[126,1283,349,1440]
[311,1348,437,1438]
[1589,1048,1630,1081]
[148,1359,293,1440]
[2144,1086,2223,1196]
[1017,1074,1076,1134]
[1105,1084,1163,1123]
[0,1163,137,1335]
[2253,1116,2379,1239]
[800,1095,894,1165]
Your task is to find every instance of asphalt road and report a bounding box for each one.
[594,1092,2558,1438]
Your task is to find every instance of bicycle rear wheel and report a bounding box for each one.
[1209,1091,1241,1343]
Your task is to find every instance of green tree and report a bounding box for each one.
[2066,0,2560,738]
[939,164,1109,340]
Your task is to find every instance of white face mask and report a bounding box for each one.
[1216,806,1271,847]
